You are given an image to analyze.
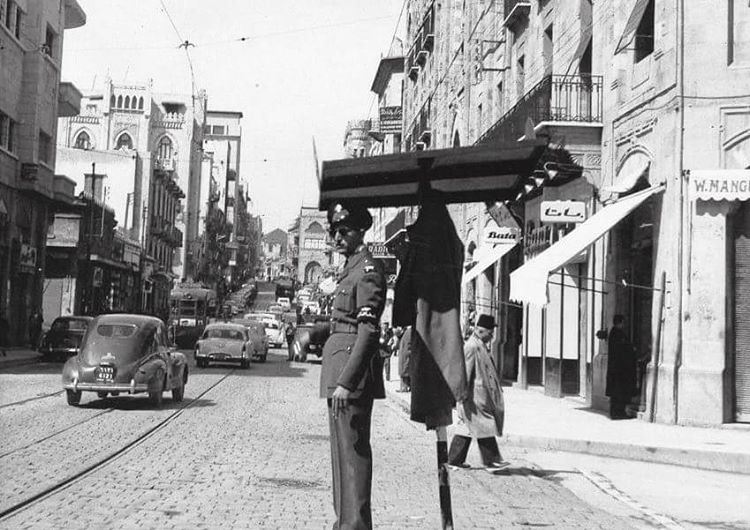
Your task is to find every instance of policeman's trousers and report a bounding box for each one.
[327,397,374,530]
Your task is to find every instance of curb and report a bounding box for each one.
[501,434,750,475]
[384,389,750,475]
[0,354,43,370]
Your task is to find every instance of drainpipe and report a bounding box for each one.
[673,0,686,424]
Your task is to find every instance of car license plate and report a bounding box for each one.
[96,366,115,381]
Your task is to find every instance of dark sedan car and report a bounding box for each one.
[39,316,93,360]
[61,314,188,407]
[292,321,329,362]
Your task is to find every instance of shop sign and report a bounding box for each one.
[367,242,395,259]
[690,170,750,201]
[487,202,521,230]
[540,200,587,223]
[379,106,402,134]
[482,226,520,245]
[19,244,37,273]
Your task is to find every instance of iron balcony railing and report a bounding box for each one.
[476,74,603,145]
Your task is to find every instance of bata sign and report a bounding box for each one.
[483,226,520,245]
[540,200,587,223]
[690,170,750,201]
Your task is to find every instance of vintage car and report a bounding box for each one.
[195,322,254,368]
[39,316,93,360]
[292,320,329,362]
[231,318,269,362]
[61,314,188,407]
[262,319,286,348]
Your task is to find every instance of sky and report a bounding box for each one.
[61,0,405,233]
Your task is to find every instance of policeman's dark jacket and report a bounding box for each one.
[319,245,386,400]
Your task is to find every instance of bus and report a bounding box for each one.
[169,282,218,348]
[275,278,295,302]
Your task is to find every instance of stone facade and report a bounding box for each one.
[383,0,750,425]
[0,0,86,344]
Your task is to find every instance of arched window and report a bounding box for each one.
[124,95,130,109]
[157,136,173,159]
[138,97,144,110]
[116,95,123,108]
[307,221,325,233]
[110,95,115,108]
[74,131,91,150]
[115,133,133,150]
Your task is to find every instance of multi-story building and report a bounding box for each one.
[388,0,750,426]
[200,110,252,291]
[0,0,86,343]
[296,206,333,286]
[261,228,287,281]
[56,79,206,317]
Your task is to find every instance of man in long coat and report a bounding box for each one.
[606,314,637,419]
[447,314,508,473]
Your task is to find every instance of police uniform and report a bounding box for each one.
[321,204,385,530]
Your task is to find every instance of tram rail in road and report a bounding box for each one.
[0,369,236,522]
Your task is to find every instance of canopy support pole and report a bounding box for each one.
[436,426,454,529]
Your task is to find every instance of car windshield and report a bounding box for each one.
[203,328,244,341]
[51,319,88,332]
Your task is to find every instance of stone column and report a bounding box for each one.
[679,200,737,424]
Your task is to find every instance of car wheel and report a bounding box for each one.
[66,389,81,406]
[97,391,108,399]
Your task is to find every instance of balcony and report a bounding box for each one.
[71,115,100,125]
[64,0,86,29]
[58,82,83,118]
[503,0,531,30]
[476,74,603,145]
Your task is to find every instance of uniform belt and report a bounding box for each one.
[330,321,358,334]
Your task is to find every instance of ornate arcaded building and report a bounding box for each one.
[57,78,206,317]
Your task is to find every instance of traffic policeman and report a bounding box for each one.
[320,202,385,530]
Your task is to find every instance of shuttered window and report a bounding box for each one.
[733,202,750,422]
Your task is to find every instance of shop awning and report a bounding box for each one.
[463,243,517,284]
[615,0,651,54]
[509,185,664,306]
[319,141,547,209]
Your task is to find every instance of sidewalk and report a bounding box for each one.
[384,377,750,475]
[0,347,43,370]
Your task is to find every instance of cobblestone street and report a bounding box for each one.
[0,349,648,529]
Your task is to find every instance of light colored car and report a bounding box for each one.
[276,297,291,310]
[263,320,286,348]
[195,323,254,369]
[231,318,269,362]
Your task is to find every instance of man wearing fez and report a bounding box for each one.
[447,313,509,473]
[320,202,385,529]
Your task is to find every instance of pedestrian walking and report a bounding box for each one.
[28,309,43,351]
[396,326,412,392]
[0,312,9,356]
[320,202,385,530]
[447,314,508,473]
[606,314,638,419]
[379,324,394,381]
[285,321,296,361]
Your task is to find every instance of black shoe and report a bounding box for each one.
[446,462,470,470]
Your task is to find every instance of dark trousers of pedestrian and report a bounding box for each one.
[327,397,374,530]
[383,356,391,381]
[447,434,502,467]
